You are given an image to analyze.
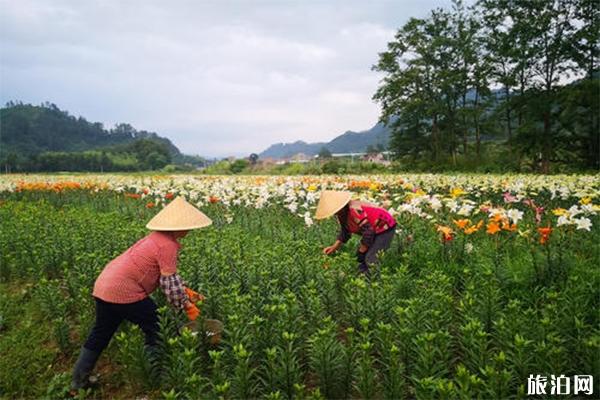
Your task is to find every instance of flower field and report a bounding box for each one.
[0,173,599,399]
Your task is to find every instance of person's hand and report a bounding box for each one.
[185,303,200,321]
[323,245,338,255]
[185,287,205,303]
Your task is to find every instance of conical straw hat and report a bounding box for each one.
[315,190,352,220]
[146,196,212,231]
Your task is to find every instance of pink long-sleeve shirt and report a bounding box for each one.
[93,231,180,304]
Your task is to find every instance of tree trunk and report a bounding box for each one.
[451,99,458,166]
[588,48,598,169]
[590,110,600,170]
[475,124,481,161]
[474,89,481,160]
[462,92,468,156]
[541,110,551,174]
[518,73,525,129]
[432,115,439,162]
[452,148,457,166]
[504,85,512,153]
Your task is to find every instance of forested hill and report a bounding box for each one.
[260,120,392,159]
[0,102,181,157]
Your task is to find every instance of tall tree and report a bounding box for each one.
[480,0,519,151]
[569,0,600,169]
[522,0,577,172]
[318,147,332,159]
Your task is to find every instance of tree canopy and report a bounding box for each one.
[0,102,193,172]
[374,0,599,173]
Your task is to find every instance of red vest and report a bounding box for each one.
[346,201,396,234]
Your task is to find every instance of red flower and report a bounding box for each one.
[538,226,552,245]
[165,192,174,200]
[436,225,454,242]
[146,202,155,209]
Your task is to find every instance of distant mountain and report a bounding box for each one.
[259,140,327,159]
[260,120,393,159]
[0,102,182,158]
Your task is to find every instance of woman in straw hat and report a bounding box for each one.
[316,190,396,275]
[71,196,212,392]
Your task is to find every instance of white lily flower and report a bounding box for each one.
[429,197,443,212]
[556,215,571,227]
[303,212,313,227]
[574,217,592,231]
[457,204,475,216]
[465,243,474,254]
[507,209,524,224]
[568,205,582,217]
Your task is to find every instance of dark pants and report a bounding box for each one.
[359,227,396,274]
[83,297,159,353]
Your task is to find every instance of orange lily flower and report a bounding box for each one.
[502,221,518,232]
[464,220,484,235]
[492,214,504,223]
[486,221,501,235]
[453,219,470,229]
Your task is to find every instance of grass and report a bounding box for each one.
[0,281,160,399]
[0,282,66,398]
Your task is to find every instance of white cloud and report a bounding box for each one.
[0,0,454,157]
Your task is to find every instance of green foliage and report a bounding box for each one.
[0,189,598,398]
[0,283,68,398]
[230,159,250,174]
[43,372,72,400]
[202,158,391,175]
[321,160,343,174]
[26,139,172,172]
[317,147,332,159]
[308,317,345,399]
[201,160,234,175]
[374,0,599,173]
[0,102,181,172]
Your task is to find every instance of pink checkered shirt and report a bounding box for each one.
[93,231,180,304]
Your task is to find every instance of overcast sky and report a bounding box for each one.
[1,0,456,157]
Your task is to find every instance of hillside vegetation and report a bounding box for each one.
[0,102,204,172]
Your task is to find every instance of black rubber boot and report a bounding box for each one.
[71,347,100,391]
[358,262,370,276]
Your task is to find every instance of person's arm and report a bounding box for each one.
[337,222,351,244]
[324,221,350,255]
[159,273,199,320]
[157,244,199,319]
[159,273,189,310]
[324,239,343,255]
[358,221,376,253]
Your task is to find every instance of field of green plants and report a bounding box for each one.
[0,174,599,399]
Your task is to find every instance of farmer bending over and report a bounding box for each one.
[71,196,211,391]
[316,190,396,275]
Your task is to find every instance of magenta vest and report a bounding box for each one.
[347,201,396,234]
